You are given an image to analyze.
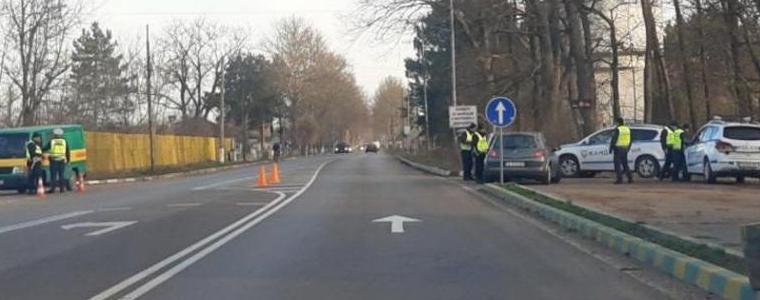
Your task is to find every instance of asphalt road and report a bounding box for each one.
[0,154,687,299]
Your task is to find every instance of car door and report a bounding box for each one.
[686,126,713,174]
[580,129,615,171]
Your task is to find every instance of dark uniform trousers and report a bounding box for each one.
[49,160,66,192]
[461,150,474,180]
[672,150,687,181]
[614,147,632,182]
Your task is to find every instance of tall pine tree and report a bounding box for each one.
[70,22,132,128]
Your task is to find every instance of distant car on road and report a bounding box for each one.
[555,124,665,179]
[686,119,760,183]
[365,143,379,153]
[485,132,561,184]
[334,142,352,154]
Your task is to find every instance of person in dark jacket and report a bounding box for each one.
[672,124,691,181]
[658,122,678,181]
[609,118,633,184]
[44,128,70,193]
[473,126,489,183]
[25,132,44,194]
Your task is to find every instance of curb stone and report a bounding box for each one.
[396,156,452,177]
[480,183,759,300]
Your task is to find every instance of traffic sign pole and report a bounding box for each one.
[500,127,504,185]
[484,97,517,186]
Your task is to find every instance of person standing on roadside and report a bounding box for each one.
[473,125,490,184]
[609,118,633,184]
[671,124,690,182]
[459,123,477,181]
[44,128,70,193]
[25,132,44,194]
[659,122,678,181]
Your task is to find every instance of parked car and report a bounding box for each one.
[0,125,87,193]
[686,119,760,183]
[334,142,352,154]
[484,132,561,184]
[555,124,665,179]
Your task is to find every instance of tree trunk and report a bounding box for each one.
[565,0,596,135]
[640,0,673,123]
[673,0,697,127]
[610,22,622,121]
[722,0,753,117]
[694,0,713,121]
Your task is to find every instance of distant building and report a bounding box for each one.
[594,1,664,125]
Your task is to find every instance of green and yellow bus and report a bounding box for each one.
[0,125,87,193]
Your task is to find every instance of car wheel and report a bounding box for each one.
[559,155,580,177]
[636,155,659,179]
[540,164,552,185]
[737,176,745,184]
[17,188,26,194]
[703,159,717,184]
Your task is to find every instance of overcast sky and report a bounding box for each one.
[91,0,414,97]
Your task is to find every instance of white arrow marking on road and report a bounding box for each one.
[495,101,507,124]
[372,215,421,233]
[61,221,137,236]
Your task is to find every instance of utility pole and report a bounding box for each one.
[219,56,226,163]
[146,25,155,173]
[449,0,457,106]
[422,41,432,150]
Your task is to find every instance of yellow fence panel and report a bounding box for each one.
[85,131,233,175]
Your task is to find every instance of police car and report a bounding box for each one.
[686,119,760,183]
[555,124,666,178]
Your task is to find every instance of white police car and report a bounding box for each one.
[686,119,760,183]
[555,124,666,178]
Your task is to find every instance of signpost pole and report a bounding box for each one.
[499,127,504,185]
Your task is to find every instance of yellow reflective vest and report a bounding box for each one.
[460,130,473,151]
[616,126,631,148]
[672,129,685,151]
[49,138,67,161]
[475,132,489,154]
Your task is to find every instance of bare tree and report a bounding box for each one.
[1,0,82,125]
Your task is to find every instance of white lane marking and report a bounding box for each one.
[191,176,256,191]
[166,203,202,208]
[87,192,287,300]
[0,211,94,235]
[61,221,138,236]
[372,215,422,233]
[98,207,132,212]
[116,160,332,300]
[236,202,269,206]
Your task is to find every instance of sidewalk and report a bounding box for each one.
[530,177,760,253]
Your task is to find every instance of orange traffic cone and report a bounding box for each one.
[76,173,86,193]
[36,178,46,199]
[268,164,281,184]
[256,166,269,187]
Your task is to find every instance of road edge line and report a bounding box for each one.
[480,183,757,300]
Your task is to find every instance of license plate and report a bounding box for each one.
[0,180,4,186]
[739,162,760,169]
[504,161,526,168]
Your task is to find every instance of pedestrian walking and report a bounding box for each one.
[459,123,476,181]
[25,132,44,194]
[44,128,70,193]
[473,125,489,183]
[609,118,633,184]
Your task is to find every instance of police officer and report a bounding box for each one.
[659,122,678,181]
[609,118,633,184]
[671,124,690,181]
[25,132,44,194]
[44,128,70,193]
[473,125,490,183]
[459,123,477,181]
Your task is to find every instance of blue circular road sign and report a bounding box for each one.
[485,97,517,128]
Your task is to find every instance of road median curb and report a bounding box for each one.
[480,183,758,300]
[396,156,452,177]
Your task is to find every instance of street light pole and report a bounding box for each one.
[146,25,155,173]
[422,42,432,150]
[219,56,226,163]
[449,0,457,107]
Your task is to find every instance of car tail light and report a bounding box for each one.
[534,150,546,160]
[488,150,498,159]
[716,141,735,154]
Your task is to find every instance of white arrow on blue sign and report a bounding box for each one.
[485,97,517,128]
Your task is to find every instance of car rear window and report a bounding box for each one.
[493,135,538,149]
[723,126,760,140]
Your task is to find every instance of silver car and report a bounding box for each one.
[484,132,561,184]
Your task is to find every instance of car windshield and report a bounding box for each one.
[0,133,28,159]
[493,134,538,149]
[723,126,760,140]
